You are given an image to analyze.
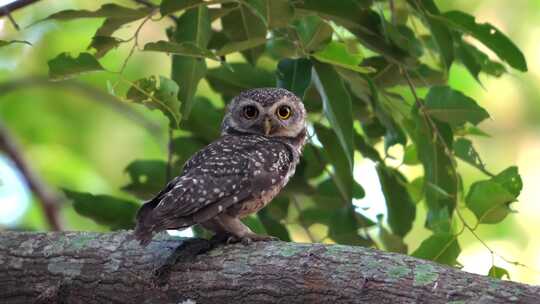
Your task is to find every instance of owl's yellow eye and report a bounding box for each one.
[243,105,259,119]
[276,105,292,120]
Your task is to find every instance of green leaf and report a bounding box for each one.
[258,207,291,241]
[126,76,182,128]
[466,180,515,224]
[328,207,372,246]
[456,40,506,81]
[377,218,408,253]
[0,40,32,48]
[295,0,373,29]
[315,124,354,202]
[407,177,424,204]
[264,0,294,28]
[179,97,223,142]
[297,144,326,179]
[293,15,333,52]
[276,58,313,98]
[408,0,453,70]
[172,136,207,167]
[144,41,219,60]
[37,4,152,22]
[376,165,416,237]
[312,62,354,170]
[403,145,419,165]
[121,160,167,200]
[412,233,460,266]
[160,0,205,16]
[492,166,522,197]
[215,37,267,56]
[488,266,510,280]
[362,57,446,88]
[409,108,457,230]
[48,52,104,81]
[313,41,373,73]
[206,63,275,98]
[170,6,212,119]
[354,133,382,163]
[424,86,490,126]
[454,138,491,175]
[88,36,122,59]
[221,2,267,64]
[442,11,527,71]
[63,189,138,230]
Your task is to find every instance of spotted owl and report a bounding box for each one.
[134,88,307,246]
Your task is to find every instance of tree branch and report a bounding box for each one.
[0,124,63,230]
[1,231,539,303]
[0,0,41,17]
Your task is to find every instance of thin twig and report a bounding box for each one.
[0,122,63,230]
[0,0,41,17]
[2,9,20,30]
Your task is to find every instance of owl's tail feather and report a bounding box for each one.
[133,199,160,247]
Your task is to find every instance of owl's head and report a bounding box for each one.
[221,88,307,138]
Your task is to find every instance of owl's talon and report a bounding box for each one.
[239,234,279,245]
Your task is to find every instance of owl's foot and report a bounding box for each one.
[229,233,279,246]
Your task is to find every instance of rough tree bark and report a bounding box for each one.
[0,231,538,304]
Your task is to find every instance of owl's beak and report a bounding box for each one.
[263,117,272,136]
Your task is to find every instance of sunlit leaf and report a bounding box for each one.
[492,166,522,197]
[454,138,491,175]
[442,11,527,71]
[64,189,138,230]
[144,41,219,60]
[88,36,122,58]
[48,52,104,81]
[466,180,515,224]
[408,0,453,70]
[36,4,152,23]
[412,233,460,266]
[293,15,333,52]
[403,145,419,165]
[313,41,373,73]
[312,62,354,170]
[488,265,510,280]
[424,86,489,126]
[215,37,267,56]
[277,58,312,98]
[170,6,212,119]
[126,76,182,128]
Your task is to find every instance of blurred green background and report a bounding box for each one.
[0,0,539,284]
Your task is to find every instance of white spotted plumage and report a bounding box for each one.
[134,88,307,246]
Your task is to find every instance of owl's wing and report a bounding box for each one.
[134,135,292,244]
